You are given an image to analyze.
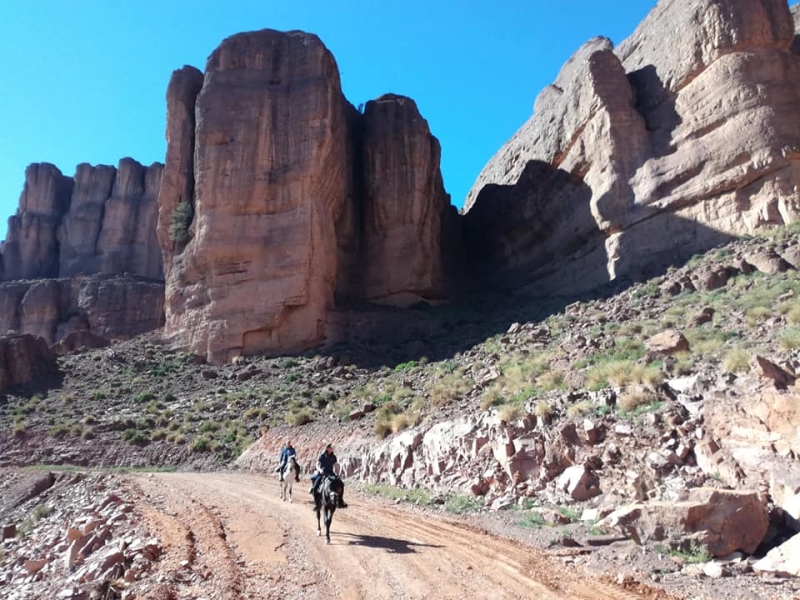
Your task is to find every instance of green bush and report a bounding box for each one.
[169,201,192,243]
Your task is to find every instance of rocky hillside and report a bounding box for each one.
[3,220,800,597]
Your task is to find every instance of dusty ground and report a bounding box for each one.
[126,472,673,600]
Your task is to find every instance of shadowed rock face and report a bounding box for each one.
[359,94,449,306]
[158,31,451,362]
[464,0,800,295]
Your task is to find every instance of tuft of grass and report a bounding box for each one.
[445,495,483,514]
[430,368,471,407]
[779,328,800,350]
[534,399,554,420]
[566,400,593,419]
[722,348,750,374]
[286,406,314,426]
[169,200,192,243]
[519,513,545,530]
[618,388,656,413]
[122,429,149,446]
[394,361,417,372]
[480,388,504,410]
[497,404,523,423]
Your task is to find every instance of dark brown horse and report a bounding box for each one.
[314,475,344,544]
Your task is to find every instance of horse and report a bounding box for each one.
[279,455,300,503]
[314,475,344,544]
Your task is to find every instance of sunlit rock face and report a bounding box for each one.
[158,31,452,363]
[464,0,800,295]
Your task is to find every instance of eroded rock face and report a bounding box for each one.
[358,94,448,305]
[159,30,351,363]
[59,159,164,280]
[464,0,800,295]
[0,276,164,344]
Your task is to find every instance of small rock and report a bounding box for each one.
[703,562,728,578]
[646,329,690,355]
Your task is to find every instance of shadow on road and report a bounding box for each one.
[335,532,442,554]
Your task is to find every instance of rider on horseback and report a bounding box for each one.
[277,440,297,482]
[309,443,347,508]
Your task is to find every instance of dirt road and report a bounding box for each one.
[128,472,674,600]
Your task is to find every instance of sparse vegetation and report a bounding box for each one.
[169,200,192,243]
[722,348,750,373]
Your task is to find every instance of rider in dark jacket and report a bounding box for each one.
[309,443,347,508]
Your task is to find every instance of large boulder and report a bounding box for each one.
[598,488,768,557]
[0,334,59,394]
[463,0,800,295]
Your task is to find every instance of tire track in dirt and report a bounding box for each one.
[128,472,679,600]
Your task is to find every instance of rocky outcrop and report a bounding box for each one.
[358,94,448,305]
[2,159,164,283]
[0,275,164,345]
[598,489,769,557]
[158,31,451,362]
[464,0,800,295]
[0,334,59,394]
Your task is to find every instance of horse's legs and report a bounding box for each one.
[287,479,293,503]
[316,505,322,537]
[325,506,334,544]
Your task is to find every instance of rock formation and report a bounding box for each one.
[158,31,451,362]
[59,159,164,280]
[2,159,164,283]
[0,334,59,394]
[464,0,800,295]
[358,94,449,305]
[0,275,164,345]
[0,159,166,345]
[1,164,73,281]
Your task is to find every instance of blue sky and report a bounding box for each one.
[0,1,656,241]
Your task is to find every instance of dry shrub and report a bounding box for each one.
[618,387,656,413]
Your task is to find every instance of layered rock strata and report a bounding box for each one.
[464,0,800,295]
[158,31,451,362]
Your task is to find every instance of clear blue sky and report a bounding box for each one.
[0,1,656,241]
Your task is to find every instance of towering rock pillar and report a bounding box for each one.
[359,94,449,305]
[158,30,353,363]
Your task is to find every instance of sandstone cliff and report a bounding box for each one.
[158,31,451,362]
[464,0,800,295]
[0,159,166,347]
[2,159,165,283]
